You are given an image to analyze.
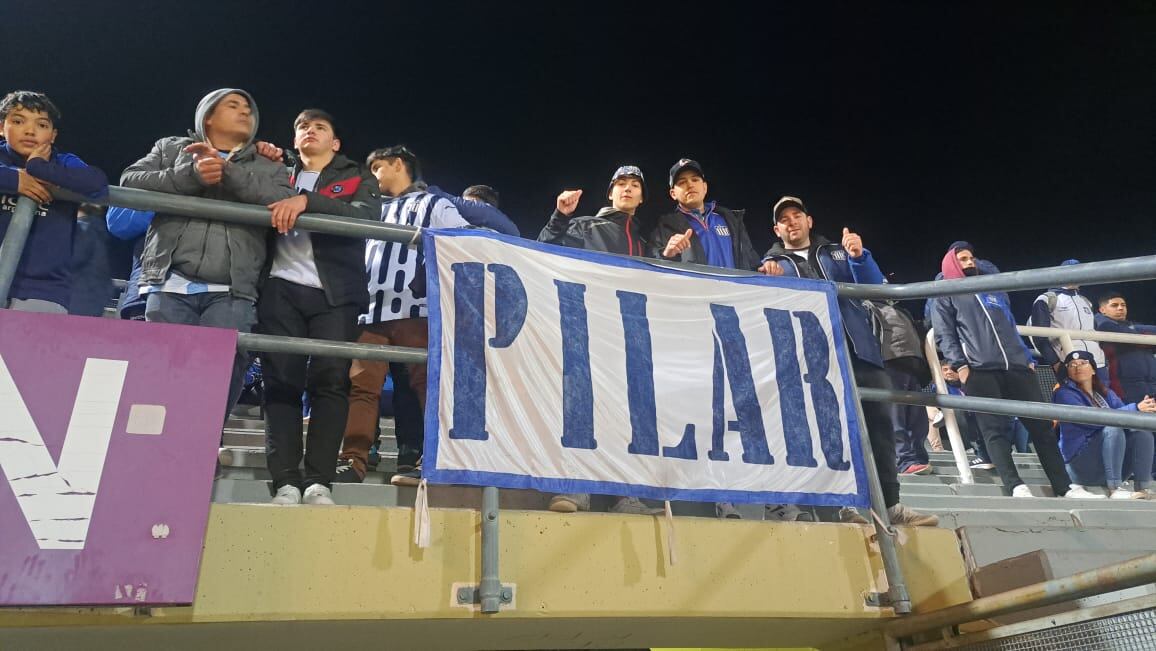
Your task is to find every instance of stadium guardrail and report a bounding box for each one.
[8,186,1156,617]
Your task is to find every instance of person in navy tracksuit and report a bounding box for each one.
[929,241,1069,498]
[760,196,937,527]
[0,90,108,313]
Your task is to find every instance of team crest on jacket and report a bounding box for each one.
[831,250,846,261]
[331,185,343,194]
[714,225,730,236]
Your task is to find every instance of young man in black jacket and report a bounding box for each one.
[258,109,382,505]
[537,165,648,256]
[651,158,759,270]
[536,165,661,515]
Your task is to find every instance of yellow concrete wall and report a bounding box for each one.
[0,504,972,649]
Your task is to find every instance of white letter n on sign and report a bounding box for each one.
[0,355,127,550]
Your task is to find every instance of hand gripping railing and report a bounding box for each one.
[8,186,1156,618]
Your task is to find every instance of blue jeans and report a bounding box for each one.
[1066,426,1155,490]
[145,291,255,426]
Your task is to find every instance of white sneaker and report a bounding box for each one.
[1012,484,1034,498]
[1110,487,1146,500]
[1065,484,1106,499]
[271,485,302,505]
[302,484,335,505]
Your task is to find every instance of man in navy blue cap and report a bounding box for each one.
[651,158,759,270]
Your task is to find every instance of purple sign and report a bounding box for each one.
[0,310,235,606]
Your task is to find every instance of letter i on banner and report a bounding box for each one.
[449,263,526,440]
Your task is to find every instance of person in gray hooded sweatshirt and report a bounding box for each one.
[121,88,295,420]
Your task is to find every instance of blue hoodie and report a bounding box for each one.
[0,142,108,308]
[930,242,1034,372]
[426,185,520,236]
[1052,377,1136,462]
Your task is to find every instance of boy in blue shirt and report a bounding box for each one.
[0,90,109,313]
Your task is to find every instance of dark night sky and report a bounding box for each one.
[9,1,1156,318]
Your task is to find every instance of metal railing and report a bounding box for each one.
[7,185,1156,619]
[884,553,1156,647]
[908,325,1156,484]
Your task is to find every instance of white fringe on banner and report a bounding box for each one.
[413,479,431,548]
[664,500,677,566]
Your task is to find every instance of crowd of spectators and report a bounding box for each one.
[2,87,1153,519]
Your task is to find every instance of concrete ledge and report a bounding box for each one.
[0,504,972,650]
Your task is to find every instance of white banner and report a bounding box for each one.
[423,230,869,507]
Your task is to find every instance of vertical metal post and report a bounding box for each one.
[841,344,912,615]
[924,330,975,484]
[0,196,38,306]
[479,486,502,613]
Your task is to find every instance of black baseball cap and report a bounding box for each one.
[669,158,704,187]
[773,195,807,220]
[608,165,646,199]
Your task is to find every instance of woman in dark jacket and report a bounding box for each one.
[1053,350,1155,499]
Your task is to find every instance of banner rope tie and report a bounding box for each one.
[664,500,677,566]
[414,478,431,548]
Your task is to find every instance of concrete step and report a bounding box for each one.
[920,508,1078,530]
[903,492,1156,512]
[958,526,1156,573]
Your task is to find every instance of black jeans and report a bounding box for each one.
[963,368,1070,496]
[855,361,901,508]
[886,365,930,472]
[258,278,360,491]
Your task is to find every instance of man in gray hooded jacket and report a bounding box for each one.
[121,88,294,418]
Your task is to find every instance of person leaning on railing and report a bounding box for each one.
[119,88,295,423]
[1094,290,1156,407]
[1053,350,1154,500]
[0,90,109,314]
[536,165,664,516]
[929,241,1071,499]
[652,157,761,521]
[760,195,938,527]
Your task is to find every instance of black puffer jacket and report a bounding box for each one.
[537,206,648,256]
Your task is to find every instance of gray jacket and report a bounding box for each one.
[876,302,924,362]
[120,88,294,301]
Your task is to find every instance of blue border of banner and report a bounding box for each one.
[422,228,870,508]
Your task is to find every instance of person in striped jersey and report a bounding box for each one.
[336,145,469,485]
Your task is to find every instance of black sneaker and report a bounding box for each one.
[397,445,421,474]
[391,456,422,487]
[334,459,364,484]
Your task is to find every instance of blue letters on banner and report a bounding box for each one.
[421,229,869,508]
